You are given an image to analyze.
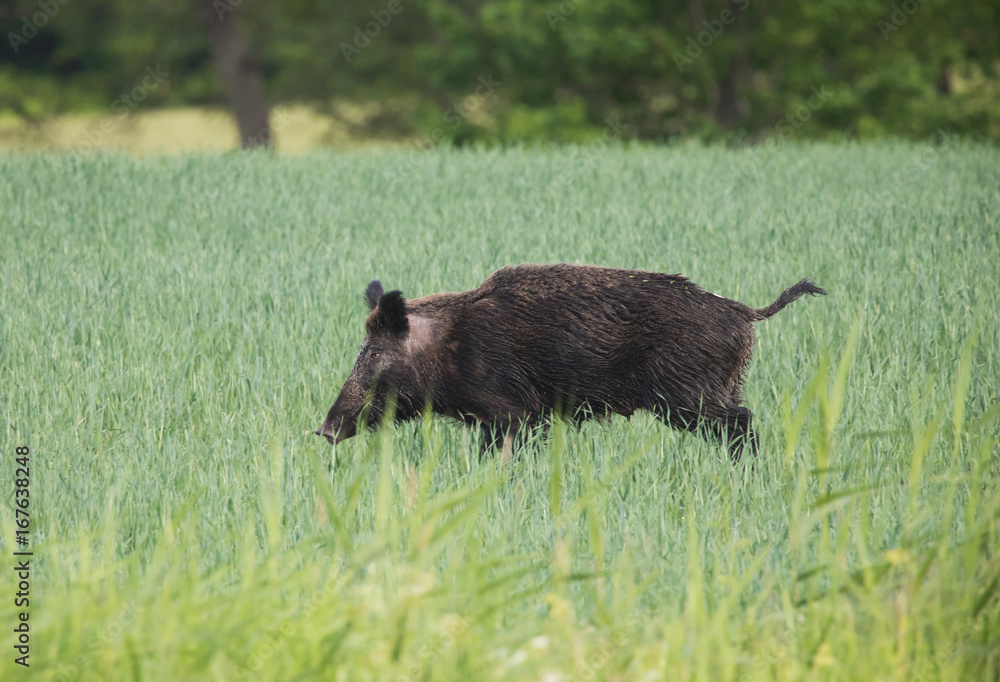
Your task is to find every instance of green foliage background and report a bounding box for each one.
[1,0,999,142]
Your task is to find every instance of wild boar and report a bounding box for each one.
[316,264,825,461]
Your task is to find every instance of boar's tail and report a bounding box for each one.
[750,279,827,321]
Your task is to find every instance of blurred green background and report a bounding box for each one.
[1,0,998,152]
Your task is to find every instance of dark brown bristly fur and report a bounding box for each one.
[317,264,826,462]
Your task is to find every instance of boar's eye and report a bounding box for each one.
[371,352,380,359]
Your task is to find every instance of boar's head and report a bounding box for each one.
[316,280,424,444]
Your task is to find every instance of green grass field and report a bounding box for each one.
[1,141,998,681]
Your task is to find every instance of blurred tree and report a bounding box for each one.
[0,0,997,143]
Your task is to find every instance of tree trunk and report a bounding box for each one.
[196,0,272,148]
[715,3,750,130]
[688,0,750,131]
[716,50,750,130]
[936,64,952,95]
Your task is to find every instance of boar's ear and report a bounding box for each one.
[373,290,409,337]
[364,280,384,311]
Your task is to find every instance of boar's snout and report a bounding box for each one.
[314,425,335,444]
[314,415,356,445]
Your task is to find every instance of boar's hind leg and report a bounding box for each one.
[653,401,758,463]
[714,406,758,463]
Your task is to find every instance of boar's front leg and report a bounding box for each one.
[479,423,503,459]
[479,412,544,463]
[479,421,519,463]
